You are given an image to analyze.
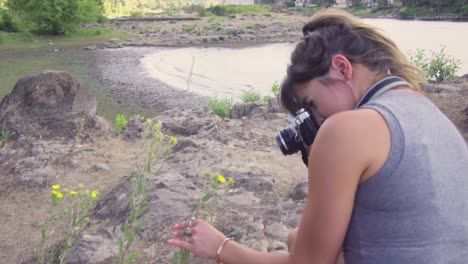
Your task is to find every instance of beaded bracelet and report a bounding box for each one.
[215,238,232,264]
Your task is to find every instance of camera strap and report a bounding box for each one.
[354,76,411,109]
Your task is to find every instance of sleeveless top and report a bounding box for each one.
[343,91,468,263]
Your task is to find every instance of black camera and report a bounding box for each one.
[276,108,320,166]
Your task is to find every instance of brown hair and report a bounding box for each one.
[280,9,425,114]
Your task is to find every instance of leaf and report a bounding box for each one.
[138,204,150,217]
[128,194,134,208]
[118,237,123,252]
[128,252,138,261]
[124,222,130,239]
[201,192,213,203]
[136,220,148,229]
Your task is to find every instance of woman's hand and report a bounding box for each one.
[167,218,227,259]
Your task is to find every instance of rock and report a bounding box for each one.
[120,116,145,140]
[0,71,111,139]
[461,74,468,80]
[268,240,287,252]
[223,224,244,241]
[219,36,225,41]
[107,43,123,49]
[65,158,80,169]
[289,181,308,201]
[225,192,260,206]
[163,119,206,136]
[172,138,197,153]
[264,223,289,241]
[0,148,7,158]
[230,102,262,119]
[247,220,264,233]
[65,227,120,264]
[248,238,269,252]
[286,213,301,228]
[90,163,110,172]
[30,146,43,157]
[85,45,98,50]
[421,83,461,94]
[267,98,281,113]
[13,136,31,149]
[235,177,274,192]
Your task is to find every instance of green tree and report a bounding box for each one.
[6,0,103,35]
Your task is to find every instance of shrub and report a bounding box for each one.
[0,8,22,32]
[409,47,461,82]
[271,81,280,97]
[284,0,296,8]
[114,114,128,134]
[461,4,468,16]
[38,184,99,264]
[242,89,261,103]
[208,97,232,119]
[6,0,104,35]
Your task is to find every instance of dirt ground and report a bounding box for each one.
[0,12,467,264]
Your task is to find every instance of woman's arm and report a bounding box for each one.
[289,110,381,263]
[169,109,381,264]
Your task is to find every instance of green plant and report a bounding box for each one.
[118,120,177,264]
[284,0,296,8]
[208,97,232,119]
[115,114,128,134]
[185,25,195,33]
[262,95,271,104]
[271,80,280,97]
[0,8,22,32]
[0,128,15,147]
[242,89,261,103]
[196,31,203,36]
[172,170,234,264]
[6,0,104,35]
[74,118,86,143]
[410,47,461,82]
[215,25,224,31]
[38,184,99,264]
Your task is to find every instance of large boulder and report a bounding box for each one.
[0,71,111,139]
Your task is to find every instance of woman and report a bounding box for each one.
[168,9,468,263]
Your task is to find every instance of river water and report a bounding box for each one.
[141,19,468,100]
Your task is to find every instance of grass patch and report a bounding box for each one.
[399,7,433,17]
[242,90,261,103]
[208,97,232,118]
[287,6,318,15]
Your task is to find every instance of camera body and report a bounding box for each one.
[276,108,320,166]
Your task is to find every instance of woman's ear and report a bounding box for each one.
[330,54,353,81]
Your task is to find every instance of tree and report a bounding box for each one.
[6,0,103,35]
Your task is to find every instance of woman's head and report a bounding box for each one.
[280,9,425,117]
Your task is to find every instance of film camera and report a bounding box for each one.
[276,108,320,166]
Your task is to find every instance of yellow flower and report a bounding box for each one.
[228,178,235,186]
[70,191,77,196]
[150,152,155,158]
[169,136,178,145]
[56,192,64,199]
[78,183,84,190]
[91,190,99,199]
[52,184,60,190]
[216,174,226,184]
[140,115,145,121]
[146,118,153,126]
[51,190,59,196]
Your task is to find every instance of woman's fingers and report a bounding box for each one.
[167,239,193,251]
[172,228,197,238]
[173,219,198,230]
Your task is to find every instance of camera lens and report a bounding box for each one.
[276,127,302,155]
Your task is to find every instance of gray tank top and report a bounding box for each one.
[343,91,468,263]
